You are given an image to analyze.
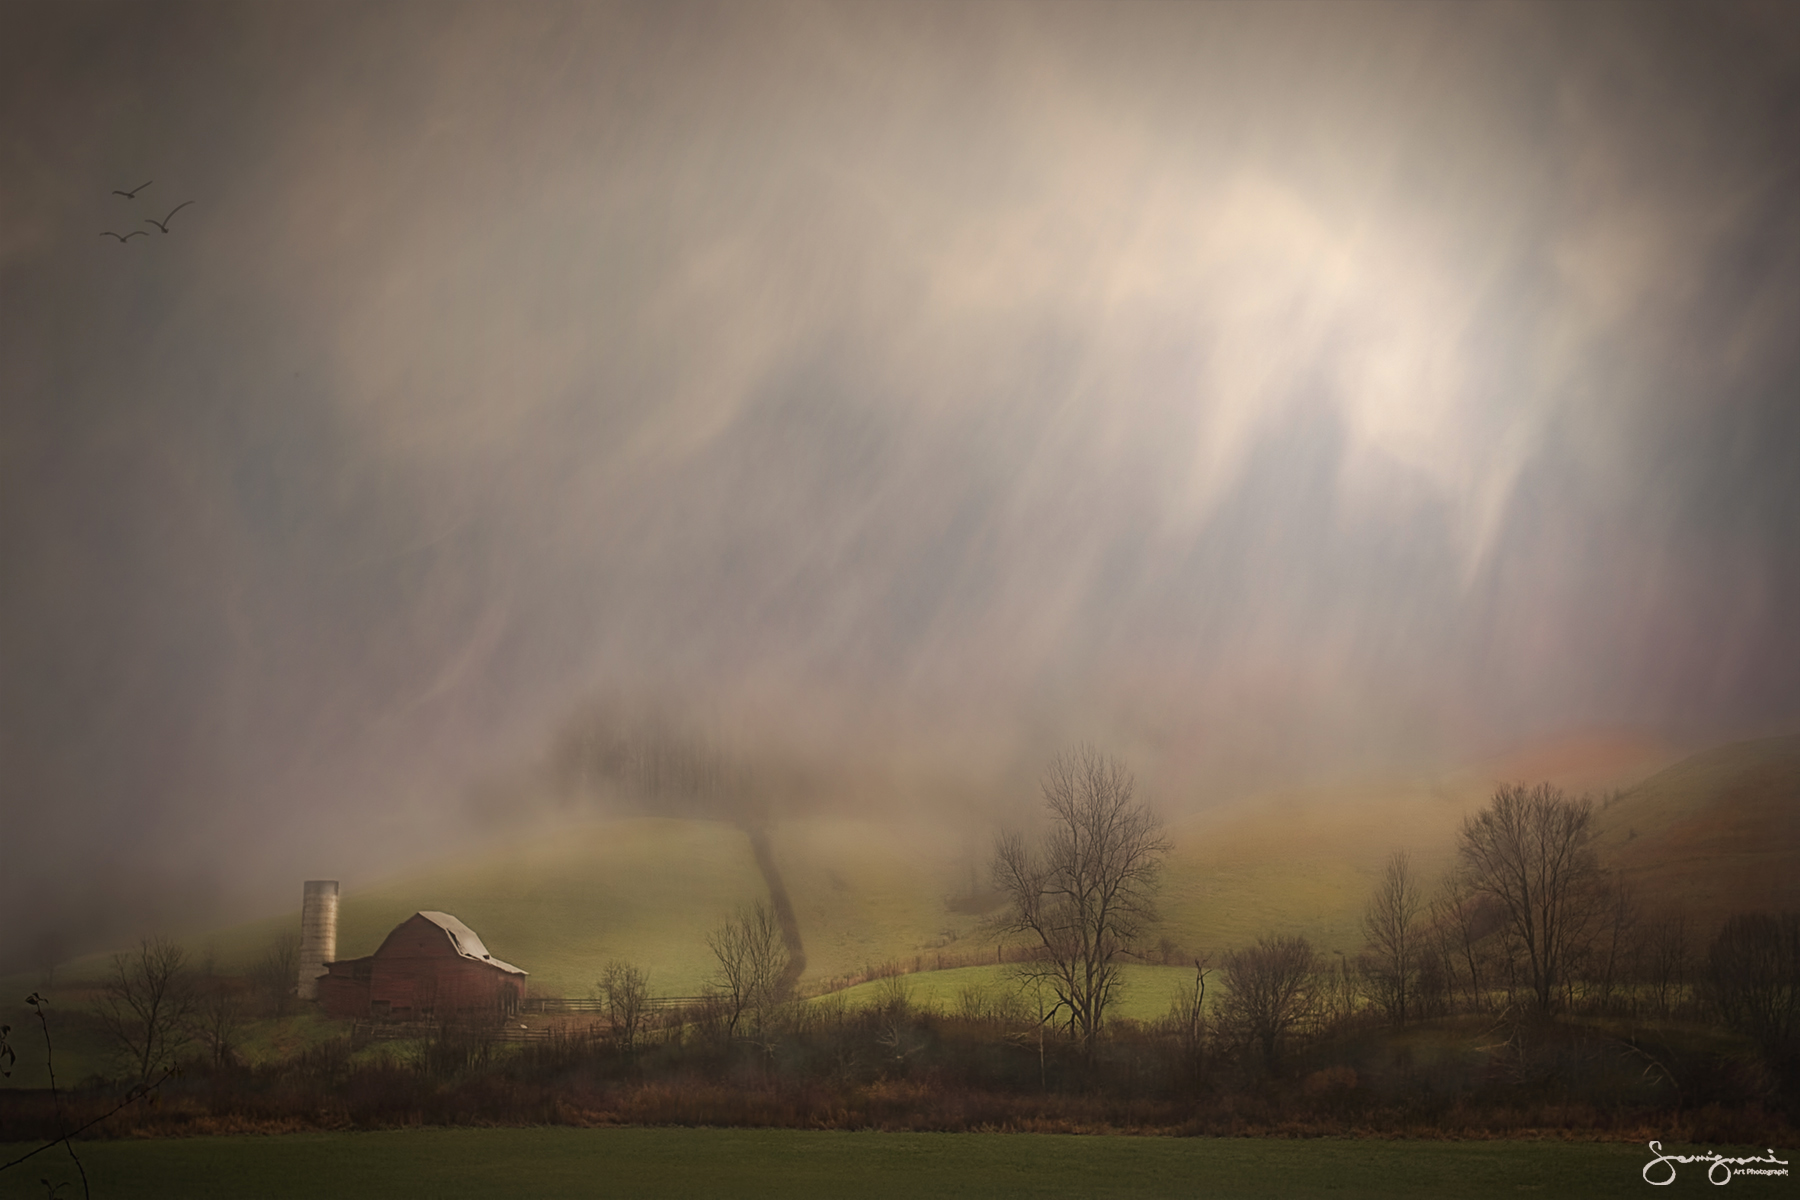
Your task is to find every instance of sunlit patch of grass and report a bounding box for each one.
[767,816,991,982]
[135,818,766,999]
[328,817,764,997]
[809,963,1208,1025]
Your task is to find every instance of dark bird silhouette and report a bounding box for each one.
[99,230,147,243]
[143,201,194,233]
[112,180,153,199]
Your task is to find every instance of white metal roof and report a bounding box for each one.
[415,911,528,975]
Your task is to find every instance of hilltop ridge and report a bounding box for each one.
[1594,732,1800,925]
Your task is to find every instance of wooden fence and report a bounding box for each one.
[348,1021,557,1044]
[521,996,706,1015]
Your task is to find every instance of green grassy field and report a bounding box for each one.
[1156,773,1476,960]
[814,963,1210,1025]
[1,1127,1752,1199]
[763,815,989,982]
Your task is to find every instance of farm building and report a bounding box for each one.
[316,911,527,1020]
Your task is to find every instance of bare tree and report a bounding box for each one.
[1322,950,1361,1028]
[1430,866,1498,1013]
[1457,783,1604,1013]
[249,931,301,1017]
[707,900,791,1041]
[1585,879,1638,1013]
[991,746,1169,1049]
[1708,911,1800,1067]
[1644,914,1689,1018]
[1362,850,1425,1025]
[96,938,196,1086]
[1413,945,1450,1019]
[599,960,652,1052]
[191,975,247,1069]
[1219,934,1318,1067]
[1164,959,1211,1070]
[872,973,924,1068]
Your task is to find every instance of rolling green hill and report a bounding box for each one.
[1157,774,1477,960]
[24,733,1797,1015]
[169,790,1481,1005]
[180,818,767,999]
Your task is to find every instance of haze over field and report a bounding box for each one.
[3,1,1798,971]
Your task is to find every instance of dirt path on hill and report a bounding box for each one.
[743,824,807,992]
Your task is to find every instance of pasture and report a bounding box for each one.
[813,962,1209,1025]
[0,1127,1721,1199]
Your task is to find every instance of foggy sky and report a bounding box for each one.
[3,1,1798,968]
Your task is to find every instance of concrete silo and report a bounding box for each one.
[298,879,339,1000]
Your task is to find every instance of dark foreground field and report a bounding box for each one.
[4,1128,1783,1199]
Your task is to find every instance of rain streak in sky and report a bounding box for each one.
[3,1,1798,967]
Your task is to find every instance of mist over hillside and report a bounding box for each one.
[21,730,1786,1009]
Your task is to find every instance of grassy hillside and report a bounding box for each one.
[812,963,1207,1025]
[138,818,767,1000]
[764,817,988,982]
[1593,733,1800,927]
[1158,775,1478,959]
[27,733,1793,1018]
[160,771,1531,998]
[1154,731,1678,959]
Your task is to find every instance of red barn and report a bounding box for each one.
[316,911,527,1020]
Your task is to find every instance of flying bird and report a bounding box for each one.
[99,230,147,243]
[143,201,194,233]
[111,181,153,199]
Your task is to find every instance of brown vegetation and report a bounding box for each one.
[1457,784,1605,1013]
[990,747,1170,1049]
[95,938,196,1087]
[1362,850,1425,1025]
[3,987,1794,1147]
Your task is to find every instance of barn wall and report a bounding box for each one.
[318,958,372,1020]
[317,915,526,1020]
[370,958,522,1015]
